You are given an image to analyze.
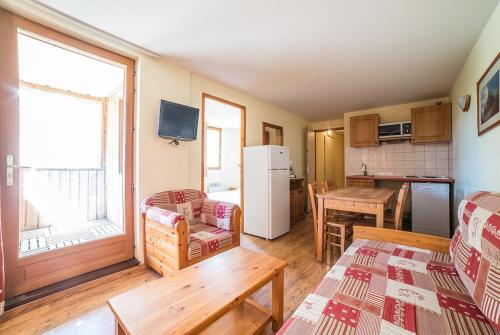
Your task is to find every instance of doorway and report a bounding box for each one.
[0,16,135,297]
[315,129,345,189]
[201,94,245,211]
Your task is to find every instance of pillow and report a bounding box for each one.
[141,189,206,227]
[450,191,500,332]
[201,199,237,231]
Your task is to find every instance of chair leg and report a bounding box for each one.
[323,225,327,251]
[340,226,345,254]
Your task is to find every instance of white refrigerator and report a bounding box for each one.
[243,145,290,239]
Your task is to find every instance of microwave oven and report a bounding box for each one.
[378,121,411,139]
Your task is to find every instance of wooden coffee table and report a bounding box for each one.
[108,247,287,335]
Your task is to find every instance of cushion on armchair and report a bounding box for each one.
[450,191,500,332]
[188,223,235,260]
[141,189,206,226]
[201,199,238,231]
[143,206,184,228]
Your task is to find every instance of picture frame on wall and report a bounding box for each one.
[477,52,500,136]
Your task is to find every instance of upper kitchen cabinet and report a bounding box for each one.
[350,114,380,147]
[411,103,452,144]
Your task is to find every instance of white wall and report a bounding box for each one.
[449,3,500,224]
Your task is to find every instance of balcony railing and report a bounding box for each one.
[19,167,107,232]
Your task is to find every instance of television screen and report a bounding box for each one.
[157,100,199,141]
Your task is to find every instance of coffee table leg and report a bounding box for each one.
[272,269,284,332]
[116,320,126,335]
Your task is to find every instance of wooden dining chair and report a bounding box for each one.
[308,181,356,258]
[308,181,329,244]
[392,182,410,230]
[353,182,410,230]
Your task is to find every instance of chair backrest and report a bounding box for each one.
[327,179,337,190]
[393,182,409,230]
[307,181,329,229]
[142,189,206,226]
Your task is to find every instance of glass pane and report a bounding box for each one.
[17,32,126,257]
[19,88,102,168]
[206,128,221,169]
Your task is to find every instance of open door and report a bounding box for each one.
[0,13,135,298]
[306,127,316,212]
[201,94,246,228]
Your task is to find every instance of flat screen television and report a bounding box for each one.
[157,100,199,141]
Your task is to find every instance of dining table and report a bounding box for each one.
[315,186,397,262]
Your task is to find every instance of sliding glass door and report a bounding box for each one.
[0,13,135,297]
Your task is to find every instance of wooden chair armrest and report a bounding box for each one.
[143,217,189,270]
[231,207,242,246]
[353,226,451,253]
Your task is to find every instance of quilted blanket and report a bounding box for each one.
[278,238,498,334]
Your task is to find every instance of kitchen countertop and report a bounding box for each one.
[346,175,455,183]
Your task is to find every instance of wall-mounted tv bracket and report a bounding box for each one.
[168,139,179,147]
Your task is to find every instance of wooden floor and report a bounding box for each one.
[0,215,334,334]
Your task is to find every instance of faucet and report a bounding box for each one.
[361,163,368,176]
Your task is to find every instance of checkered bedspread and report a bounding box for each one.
[279,191,500,335]
[278,238,497,334]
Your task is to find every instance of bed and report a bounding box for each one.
[207,188,240,205]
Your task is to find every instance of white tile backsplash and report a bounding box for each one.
[395,152,405,161]
[414,152,425,161]
[424,151,437,161]
[348,142,454,177]
[436,151,448,160]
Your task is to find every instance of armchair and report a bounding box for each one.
[141,189,241,275]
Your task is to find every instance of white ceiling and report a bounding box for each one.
[37,0,499,120]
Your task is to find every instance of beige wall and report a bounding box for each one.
[137,66,310,261]
[135,66,310,261]
[188,75,310,189]
[449,3,500,225]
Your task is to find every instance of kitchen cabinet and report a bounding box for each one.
[290,178,305,223]
[350,114,380,147]
[411,103,452,143]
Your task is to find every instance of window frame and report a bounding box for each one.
[206,126,222,170]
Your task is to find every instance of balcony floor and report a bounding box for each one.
[19,219,123,257]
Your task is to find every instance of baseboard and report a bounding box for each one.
[5,258,139,310]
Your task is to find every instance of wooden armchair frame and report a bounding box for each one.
[144,207,241,276]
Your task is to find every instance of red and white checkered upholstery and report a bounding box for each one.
[141,189,206,227]
[188,223,235,260]
[143,206,185,227]
[279,234,498,333]
[450,191,500,333]
[201,199,238,231]
[141,189,239,261]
